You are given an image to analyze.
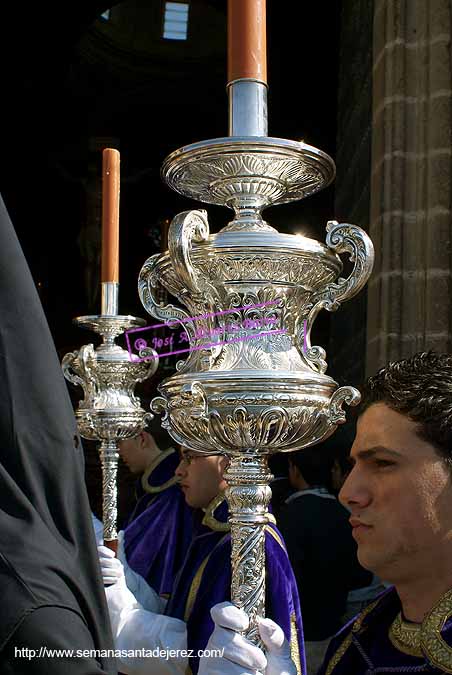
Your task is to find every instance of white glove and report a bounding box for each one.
[98,534,187,675]
[198,602,297,675]
[102,563,187,675]
[98,532,165,613]
[257,616,297,675]
[98,543,124,586]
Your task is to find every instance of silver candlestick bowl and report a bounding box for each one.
[138,136,374,643]
[62,314,158,542]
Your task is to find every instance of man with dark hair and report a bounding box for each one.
[204,351,452,674]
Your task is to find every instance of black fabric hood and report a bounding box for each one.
[0,194,116,672]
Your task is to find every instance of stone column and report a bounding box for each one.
[367,0,452,374]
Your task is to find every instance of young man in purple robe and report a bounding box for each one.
[99,446,305,675]
[210,352,452,674]
[118,428,192,598]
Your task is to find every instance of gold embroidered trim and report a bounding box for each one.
[141,447,179,495]
[290,610,303,675]
[387,588,452,670]
[202,493,230,532]
[324,598,381,675]
[388,614,423,657]
[420,587,452,673]
[184,554,211,622]
[267,511,277,525]
[185,494,229,620]
[264,524,286,550]
[324,631,353,675]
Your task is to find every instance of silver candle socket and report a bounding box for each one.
[228,78,268,136]
[101,281,119,316]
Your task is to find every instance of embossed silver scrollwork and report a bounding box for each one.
[324,220,375,305]
[225,455,273,645]
[61,349,86,390]
[327,385,361,425]
[154,395,350,455]
[138,253,197,371]
[209,405,290,451]
[167,209,210,295]
[138,253,196,337]
[99,440,119,541]
[62,344,98,405]
[167,210,226,371]
[151,382,213,452]
[301,221,374,374]
[229,521,266,644]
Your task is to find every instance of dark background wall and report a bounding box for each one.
[329,0,374,387]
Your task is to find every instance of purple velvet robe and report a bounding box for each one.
[318,586,452,674]
[124,448,192,597]
[165,498,306,675]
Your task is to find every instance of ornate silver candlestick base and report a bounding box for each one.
[62,314,158,542]
[140,136,374,642]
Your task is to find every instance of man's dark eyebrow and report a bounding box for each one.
[354,446,403,461]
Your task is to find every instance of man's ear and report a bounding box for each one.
[138,431,148,448]
[219,454,230,473]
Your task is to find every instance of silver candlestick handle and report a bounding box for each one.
[302,221,375,374]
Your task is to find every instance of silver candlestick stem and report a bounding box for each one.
[99,439,121,541]
[225,454,273,644]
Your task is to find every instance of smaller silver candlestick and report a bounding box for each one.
[62,305,158,543]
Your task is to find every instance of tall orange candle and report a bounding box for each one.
[228,0,267,83]
[101,148,120,283]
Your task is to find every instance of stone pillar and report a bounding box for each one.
[367,0,452,374]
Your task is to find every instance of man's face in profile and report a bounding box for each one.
[175,447,228,509]
[339,403,452,584]
[118,431,160,474]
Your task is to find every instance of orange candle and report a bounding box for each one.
[101,148,120,283]
[228,0,267,83]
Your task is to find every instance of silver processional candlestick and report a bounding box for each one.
[62,148,158,551]
[137,0,374,652]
